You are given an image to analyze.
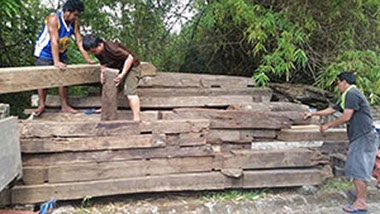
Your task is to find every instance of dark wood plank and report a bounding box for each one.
[22,156,214,184]
[19,120,139,138]
[20,135,162,153]
[21,145,215,166]
[38,94,255,108]
[101,68,118,121]
[162,108,291,129]
[277,128,348,141]
[221,149,328,169]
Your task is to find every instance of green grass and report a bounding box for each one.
[319,177,355,193]
[199,189,266,203]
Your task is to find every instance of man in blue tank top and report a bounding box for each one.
[34,0,95,115]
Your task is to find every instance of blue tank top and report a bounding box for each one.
[34,11,78,60]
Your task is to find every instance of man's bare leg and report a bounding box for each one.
[34,89,47,115]
[58,86,77,113]
[128,95,140,121]
[343,179,368,211]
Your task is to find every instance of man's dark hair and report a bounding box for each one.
[337,72,357,85]
[62,0,85,13]
[83,34,104,51]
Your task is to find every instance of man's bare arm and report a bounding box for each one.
[74,21,95,64]
[47,15,66,69]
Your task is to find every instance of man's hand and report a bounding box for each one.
[114,73,125,87]
[304,112,313,120]
[54,61,67,70]
[87,59,96,64]
[320,124,329,133]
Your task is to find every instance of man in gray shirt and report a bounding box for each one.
[304,72,378,213]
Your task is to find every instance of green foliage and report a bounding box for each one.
[316,50,380,104]
[320,177,355,193]
[184,0,380,104]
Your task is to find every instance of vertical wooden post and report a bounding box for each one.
[101,68,119,121]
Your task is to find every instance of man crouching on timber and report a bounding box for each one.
[304,72,379,213]
[83,34,141,121]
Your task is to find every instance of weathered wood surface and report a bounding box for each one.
[139,87,272,98]
[228,102,309,112]
[101,68,118,121]
[11,168,323,204]
[139,72,255,88]
[20,135,164,153]
[162,108,292,129]
[139,62,156,76]
[0,117,22,192]
[19,119,209,138]
[0,64,100,94]
[36,94,257,108]
[22,156,214,184]
[207,129,276,143]
[23,109,159,121]
[21,145,214,166]
[220,149,328,169]
[19,120,140,138]
[277,128,348,141]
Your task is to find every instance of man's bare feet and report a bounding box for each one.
[34,105,45,116]
[61,105,78,113]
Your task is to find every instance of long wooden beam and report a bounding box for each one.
[0,64,100,94]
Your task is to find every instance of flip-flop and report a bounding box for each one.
[38,198,56,214]
[84,109,100,114]
[342,205,367,213]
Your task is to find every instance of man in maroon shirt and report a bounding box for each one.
[83,35,141,121]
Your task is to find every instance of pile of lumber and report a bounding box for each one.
[5,70,347,204]
[5,119,331,204]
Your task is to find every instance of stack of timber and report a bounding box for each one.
[7,69,338,204]
[7,118,330,205]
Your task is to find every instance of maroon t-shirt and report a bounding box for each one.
[95,41,140,71]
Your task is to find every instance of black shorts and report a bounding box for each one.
[35,57,68,66]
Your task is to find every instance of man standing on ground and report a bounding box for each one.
[34,0,95,115]
[83,34,141,121]
[304,72,379,213]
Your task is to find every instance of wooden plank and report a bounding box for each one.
[139,119,210,134]
[101,68,118,121]
[228,102,309,112]
[162,108,291,129]
[277,128,348,141]
[21,145,215,166]
[11,172,227,204]
[0,64,100,94]
[139,62,156,77]
[22,156,214,184]
[19,120,139,138]
[0,117,22,192]
[138,87,272,98]
[11,168,324,204]
[23,110,159,121]
[20,135,162,153]
[138,72,255,88]
[37,94,255,108]
[222,149,328,169]
[207,129,276,143]
[241,169,322,188]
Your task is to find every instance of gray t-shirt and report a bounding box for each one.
[333,87,374,142]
